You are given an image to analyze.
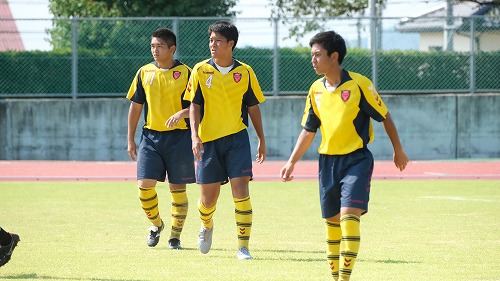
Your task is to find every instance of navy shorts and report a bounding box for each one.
[318,148,374,218]
[137,129,195,184]
[196,129,253,184]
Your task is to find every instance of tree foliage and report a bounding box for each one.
[48,0,237,50]
[269,0,499,42]
[269,0,377,41]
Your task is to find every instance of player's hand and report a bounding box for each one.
[280,162,295,182]
[127,141,137,161]
[165,113,181,128]
[393,149,409,171]
[256,142,266,164]
[192,136,204,161]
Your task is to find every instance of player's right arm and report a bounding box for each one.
[280,129,316,182]
[189,103,203,161]
[127,101,142,161]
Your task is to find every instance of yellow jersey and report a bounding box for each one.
[126,60,191,132]
[185,58,265,142]
[302,70,388,155]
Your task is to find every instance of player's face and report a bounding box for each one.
[310,43,337,75]
[209,32,233,59]
[150,37,174,63]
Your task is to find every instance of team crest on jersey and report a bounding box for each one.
[341,90,350,102]
[233,73,242,83]
[173,71,181,80]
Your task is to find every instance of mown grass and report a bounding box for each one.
[0,180,499,280]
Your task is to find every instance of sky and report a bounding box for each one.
[7,0,445,51]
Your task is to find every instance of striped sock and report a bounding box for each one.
[234,196,252,249]
[326,221,342,280]
[339,214,361,281]
[170,189,188,240]
[139,186,161,226]
[198,199,216,229]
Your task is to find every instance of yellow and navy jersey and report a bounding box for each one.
[184,58,265,143]
[302,69,388,155]
[126,60,191,132]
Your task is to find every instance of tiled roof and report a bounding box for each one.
[0,0,25,51]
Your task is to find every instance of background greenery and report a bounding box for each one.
[1,49,499,96]
[1,180,499,280]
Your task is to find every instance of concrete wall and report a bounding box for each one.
[1,94,499,161]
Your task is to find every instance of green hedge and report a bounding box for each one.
[0,49,498,96]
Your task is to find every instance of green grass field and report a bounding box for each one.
[1,180,499,281]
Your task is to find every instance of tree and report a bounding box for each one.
[269,0,377,42]
[48,0,238,50]
[269,0,499,42]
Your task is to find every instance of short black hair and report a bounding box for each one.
[208,20,239,50]
[309,31,346,65]
[151,28,176,47]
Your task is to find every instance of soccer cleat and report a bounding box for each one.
[237,246,253,260]
[147,220,164,247]
[0,233,20,267]
[198,226,213,254]
[168,238,182,250]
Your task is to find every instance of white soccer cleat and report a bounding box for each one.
[198,226,213,254]
[237,246,253,260]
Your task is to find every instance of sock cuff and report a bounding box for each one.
[171,189,188,202]
[233,196,250,203]
[340,214,360,223]
[198,198,216,213]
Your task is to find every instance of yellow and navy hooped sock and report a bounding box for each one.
[234,196,252,249]
[198,198,216,229]
[339,214,361,281]
[170,189,188,240]
[139,186,162,226]
[326,220,342,280]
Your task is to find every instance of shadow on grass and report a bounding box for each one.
[0,273,147,281]
[361,258,421,264]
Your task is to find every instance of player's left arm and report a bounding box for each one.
[248,105,266,164]
[382,112,409,171]
[165,107,190,128]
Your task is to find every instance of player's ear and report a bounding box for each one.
[170,44,177,54]
[330,52,339,63]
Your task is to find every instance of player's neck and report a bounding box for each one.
[156,58,175,69]
[325,66,343,88]
[213,56,233,68]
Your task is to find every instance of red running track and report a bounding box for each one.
[0,160,499,181]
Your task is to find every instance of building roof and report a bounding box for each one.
[0,0,25,51]
[395,2,499,33]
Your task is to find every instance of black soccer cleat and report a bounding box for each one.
[168,238,182,250]
[147,221,164,247]
[0,233,20,267]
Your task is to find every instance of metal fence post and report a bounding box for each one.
[273,17,279,96]
[173,18,179,60]
[469,17,476,94]
[71,18,78,99]
[369,0,378,87]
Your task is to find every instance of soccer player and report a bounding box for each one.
[280,31,409,280]
[185,20,266,260]
[0,227,19,267]
[127,28,195,250]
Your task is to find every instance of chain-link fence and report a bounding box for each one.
[0,16,499,98]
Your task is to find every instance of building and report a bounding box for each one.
[0,0,24,51]
[395,2,500,52]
